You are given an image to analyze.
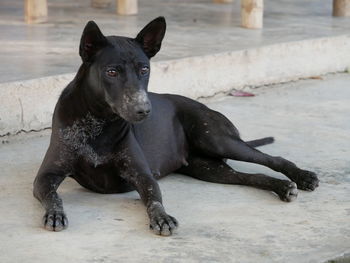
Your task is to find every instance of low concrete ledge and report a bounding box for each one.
[1,35,350,136]
[0,74,74,136]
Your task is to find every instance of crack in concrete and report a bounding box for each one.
[0,127,51,138]
[197,71,347,101]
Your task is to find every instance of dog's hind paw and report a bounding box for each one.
[294,170,319,191]
[42,210,68,231]
[276,181,298,202]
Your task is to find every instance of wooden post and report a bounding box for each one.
[241,0,263,29]
[333,0,350,16]
[24,0,48,23]
[117,0,138,15]
[92,0,111,8]
[213,0,234,3]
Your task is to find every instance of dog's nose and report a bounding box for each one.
[137,109,150,115]
[135,103,151,117]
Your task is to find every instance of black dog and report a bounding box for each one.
[34,17,319,236]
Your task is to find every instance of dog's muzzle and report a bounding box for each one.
[111,90,152,123]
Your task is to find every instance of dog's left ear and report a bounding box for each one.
[79,21,109,62]
[136,17,166,58]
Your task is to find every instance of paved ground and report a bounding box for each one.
[1,0,350,83]
[0,74,349,263]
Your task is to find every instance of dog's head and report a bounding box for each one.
[79,17,166,123]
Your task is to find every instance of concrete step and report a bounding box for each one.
[1,35,350,136]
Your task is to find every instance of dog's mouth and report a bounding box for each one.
[120,112,151,123]
[110,104,151,123]
[130,113,150,123]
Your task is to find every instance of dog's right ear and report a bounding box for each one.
[79,21,108,62]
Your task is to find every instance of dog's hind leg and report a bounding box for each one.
[194,135,319,191]
[178,155,298,202]
[183,109,319,191]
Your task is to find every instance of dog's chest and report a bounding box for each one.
[58,113,117,167]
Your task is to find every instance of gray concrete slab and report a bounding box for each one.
[0,73,349,263]
[1,0,350,83]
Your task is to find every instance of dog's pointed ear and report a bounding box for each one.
[135,17,166,58]
[79,21,108,62]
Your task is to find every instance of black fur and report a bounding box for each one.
[33,17,319,235]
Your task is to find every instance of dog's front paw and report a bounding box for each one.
[150,213,178,236]
[42,210,68,231]
[294,170,319,191]
[276,181,298,202]
[148,202,178,236]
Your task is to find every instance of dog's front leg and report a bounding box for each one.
[34,171,67,231]
[135,175,178,236]
[117,136,178,236]
[33,146,68,231]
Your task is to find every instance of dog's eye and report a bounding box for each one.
[106,69,117,77]
[140,66,149,76]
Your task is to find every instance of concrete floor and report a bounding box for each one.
[0,73,349,263]
[1,0,350,83]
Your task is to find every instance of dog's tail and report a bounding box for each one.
[245,137,274,147]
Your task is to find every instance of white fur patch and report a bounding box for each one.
[58,113,109,168]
